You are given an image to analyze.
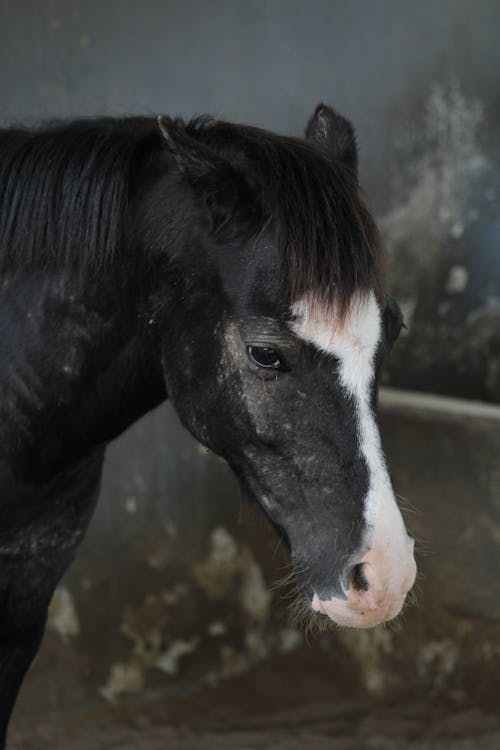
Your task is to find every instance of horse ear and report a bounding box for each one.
[305,104,358,174]
[157,116,258,235]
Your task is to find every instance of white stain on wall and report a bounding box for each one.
[47,587,80,640]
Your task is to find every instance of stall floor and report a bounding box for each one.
[11,647,500,750]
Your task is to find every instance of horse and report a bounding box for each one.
[0,103,416,744]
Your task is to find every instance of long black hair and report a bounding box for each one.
[0,114,383,313]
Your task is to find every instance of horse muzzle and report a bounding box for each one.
[311,535,416,628]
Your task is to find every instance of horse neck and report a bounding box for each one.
[0,263,167,482]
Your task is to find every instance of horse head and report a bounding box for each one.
[147,104,416,629]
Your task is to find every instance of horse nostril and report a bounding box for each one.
[351,562,370,592]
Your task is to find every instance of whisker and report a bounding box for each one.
[394,492,420,514]
[271,534,285,560]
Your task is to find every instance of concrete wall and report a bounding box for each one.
[1,2,497,204]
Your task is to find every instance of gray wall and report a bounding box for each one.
[0,0,497,208]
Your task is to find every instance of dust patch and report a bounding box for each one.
[194,526,271,623]
[382,82,489,298]
[278,627,303,653]
[208,620,227,637]
[336,626,395,693]
[418,639,458,690]
[99,587,200,703]
[156,638,200,675]
[99,528,277,702]
[99,662,145,703]
[47,587,80,640]
[193,526,278,686]
[446,265,469,294]
[161,583,189,606]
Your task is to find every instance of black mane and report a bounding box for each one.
[0,117,161,273]
[0,115,383,312]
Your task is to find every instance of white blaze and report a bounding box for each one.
[291,292,412,600]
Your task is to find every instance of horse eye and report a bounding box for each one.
[247,345,283,369]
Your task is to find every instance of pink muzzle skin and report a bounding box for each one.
[311,537,417,629]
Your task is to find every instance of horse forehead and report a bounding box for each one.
[289,292,382,362]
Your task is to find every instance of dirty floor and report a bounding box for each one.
[11,647,500,750]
